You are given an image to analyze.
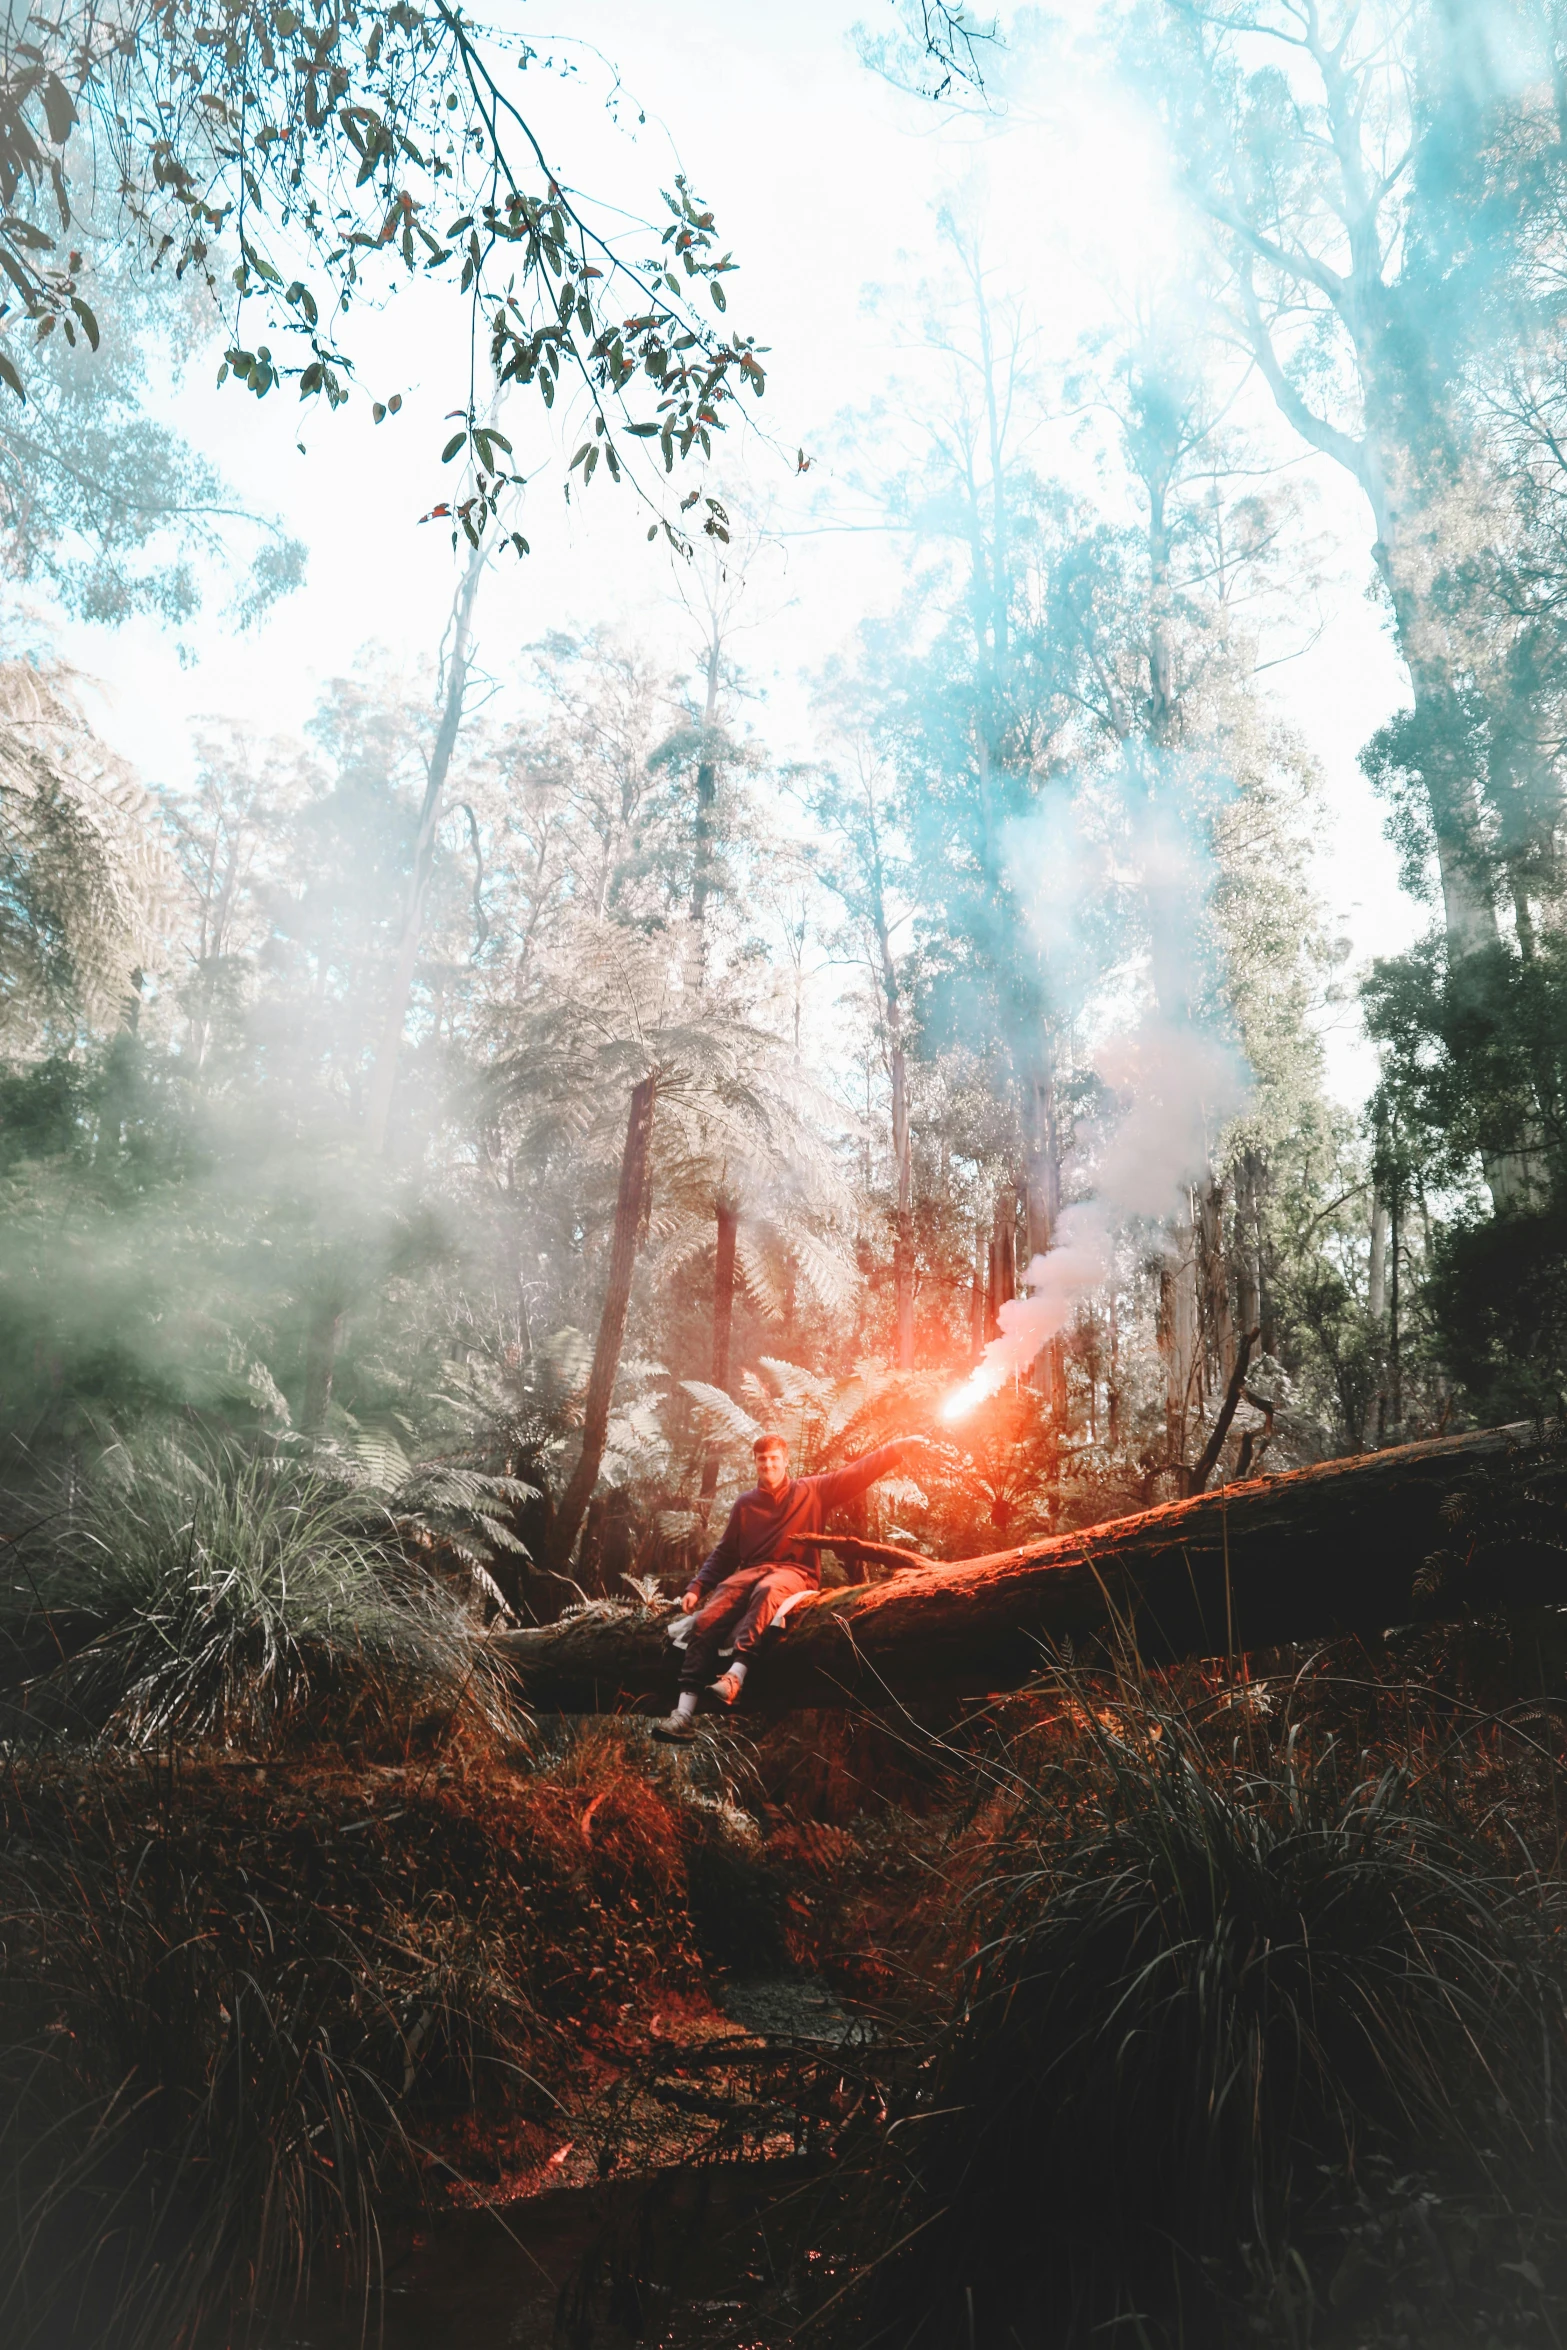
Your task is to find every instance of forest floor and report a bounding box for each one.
[1,1705,949,2350]
[255,1711,954,2350]
[12,1645,1567,2349]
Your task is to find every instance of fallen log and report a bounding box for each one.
[493,1422,1567,1712]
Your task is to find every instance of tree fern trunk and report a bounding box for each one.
[699,1195,739,1503]
[549,1076,657,1570]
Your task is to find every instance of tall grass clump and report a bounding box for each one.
[1,1438,522,1753]
[0,1774,548,2350]
[843,1678,1567,2348]
[0,1708,772,2347]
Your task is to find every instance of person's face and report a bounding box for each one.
[754,1441,789,1495]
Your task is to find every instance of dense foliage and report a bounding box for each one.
[7,10,1567,2339]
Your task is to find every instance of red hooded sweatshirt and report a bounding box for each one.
[691,1440,917,1598]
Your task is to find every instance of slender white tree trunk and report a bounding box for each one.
[363,535,490,1155]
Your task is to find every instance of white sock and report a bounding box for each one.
[725,1657,748,1687]
[674,1689,699,1721]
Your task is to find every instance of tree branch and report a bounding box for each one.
[1186,1324,1260,1495]
[1235,260,1368,480]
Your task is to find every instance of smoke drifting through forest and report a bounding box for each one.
[946,756,1250,1419]
[11,8,1567,2349]
[7,0,1567,1567]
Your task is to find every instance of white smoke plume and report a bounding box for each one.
[940,757,1250,1422]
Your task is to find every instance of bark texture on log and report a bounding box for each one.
[498,1423,1567,1711]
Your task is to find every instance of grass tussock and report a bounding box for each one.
[1,1439,522,1756]
[0,1724,762,2350]
[9,1483,1567,2350]
[826,1668,1567,2350]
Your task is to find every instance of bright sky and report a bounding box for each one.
[55,0,1420,1109]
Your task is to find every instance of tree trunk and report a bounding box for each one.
[1196,1174,1235,1386]
[687,636,721,988]
[1106,1288,1121,1451]
[496,1423,1567,1710]
[1022,1063,1067,1420]
[362,536,489,1156]
[699,1195,739,1504]
[889,994,913,1370]
[301,1296,344,1433]
[1233,1150,1264,1340]
[1158,1209,1200,1473]
[1390,1181,1403,1438]
[969,1223,986,1365]
[1368,1189,1390,1323]
[893,1211,916,1371]
[986,1182,1017,1342]
[1146,471,1177,748]
[1372,543,1542,1211]
[549,1076,657,1570]
[869,884,915,1372]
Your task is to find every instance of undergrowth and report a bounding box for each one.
[8,1556,1567,2350]
[0,1724,764,2350]
[809,1659,1567,2349]
[0,1438,521,1754]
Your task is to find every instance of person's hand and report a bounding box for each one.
[900,1432,938,1452]
[682,1587,702,1614]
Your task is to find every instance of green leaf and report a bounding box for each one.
[441,431,466,463]
[241,238,282,286]
[710,279,727,312]
[0,351,25,401]
[69,296,98,350]
[625,421,660,437]
[42,74,75,145]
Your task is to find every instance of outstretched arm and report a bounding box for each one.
[817,1434,934,1510]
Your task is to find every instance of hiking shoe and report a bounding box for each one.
[651,1711,698,1743]
[708,1670,745,1708]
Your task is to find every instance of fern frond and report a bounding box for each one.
[680,1381,762,1448]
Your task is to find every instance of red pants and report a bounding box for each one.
[677,1563,814,1690]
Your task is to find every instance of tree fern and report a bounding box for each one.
[0,662,179,1052]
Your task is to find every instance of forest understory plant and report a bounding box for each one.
[0,1439,525,1756]
[811,1666,1567,2350]
[0,1721,775,2350]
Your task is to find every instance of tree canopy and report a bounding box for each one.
[0,0,765,551]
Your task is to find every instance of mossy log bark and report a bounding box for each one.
[495,1423,1567,1713]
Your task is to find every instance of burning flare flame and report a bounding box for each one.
[938,1366,1001,1424]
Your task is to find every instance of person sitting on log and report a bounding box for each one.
[652,1427,933,1741]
